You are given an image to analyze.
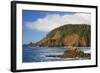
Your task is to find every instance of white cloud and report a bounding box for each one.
[26,13,91,32]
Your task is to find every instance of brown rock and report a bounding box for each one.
[61,47,84,58]
[63,34,87,47]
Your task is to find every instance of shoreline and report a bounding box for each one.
[25,45,91,49]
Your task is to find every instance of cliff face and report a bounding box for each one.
[63,34,87,47]
[37,24,91,47]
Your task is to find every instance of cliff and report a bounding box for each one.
[37,24,91,47]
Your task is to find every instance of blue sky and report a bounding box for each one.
[22,10,75,44]
[22,10,90,44]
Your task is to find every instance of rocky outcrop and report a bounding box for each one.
[62,47,85,58]
[28,42,37,47]
[36,24,91,47]
[47,47,91,58]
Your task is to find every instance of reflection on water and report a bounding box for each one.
[23,45,91,63]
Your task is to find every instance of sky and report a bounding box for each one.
[22,10,91,44]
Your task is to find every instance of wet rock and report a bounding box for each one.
[61,47,90,58]
[47,47,91,59]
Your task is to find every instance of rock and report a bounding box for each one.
[37,24,90,47]
[47,47,90,59]
[61,47,87,58]
[63,34,87,47]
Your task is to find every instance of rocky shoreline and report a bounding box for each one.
[47,47,90,59]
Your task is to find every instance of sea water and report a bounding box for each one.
[23,45,90,63]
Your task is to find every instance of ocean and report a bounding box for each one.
[22,45,91,63]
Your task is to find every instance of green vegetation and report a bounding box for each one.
[47,24,90,39]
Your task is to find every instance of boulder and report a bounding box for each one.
[61,47,85,58]
[47,47,90,59]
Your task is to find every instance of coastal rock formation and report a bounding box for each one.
[47,47,91,58]
[62,47,84,58]
[37,24,91,47]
